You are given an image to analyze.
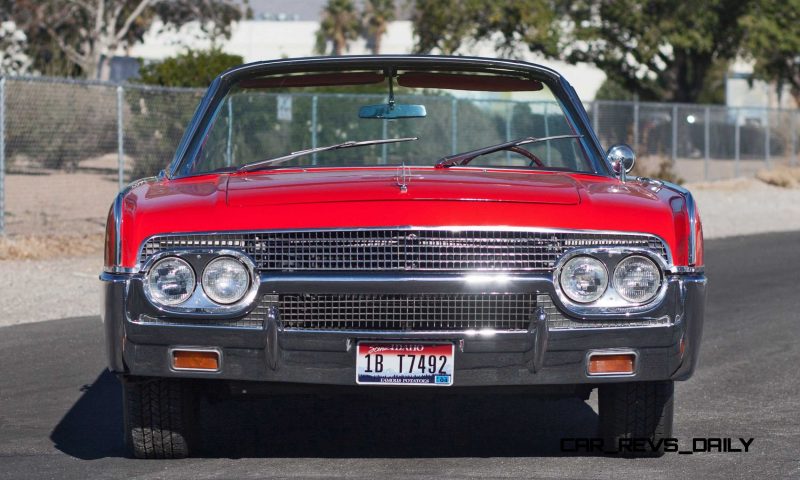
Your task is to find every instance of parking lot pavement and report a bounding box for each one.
[0,232,798,479]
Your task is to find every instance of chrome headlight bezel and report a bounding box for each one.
[553,247,669,315]
[140,249,259,314]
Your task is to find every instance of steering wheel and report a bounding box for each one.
[501,145,545,167]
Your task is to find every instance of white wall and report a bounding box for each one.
[128,20,607,101]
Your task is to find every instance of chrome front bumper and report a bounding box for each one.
[101,272,706,386]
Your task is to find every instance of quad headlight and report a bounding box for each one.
[202,256,251,305]
[559,255,608,303]
[146,257,195,306]
[612,255,662,304]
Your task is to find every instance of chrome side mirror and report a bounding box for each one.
[607,144,636,182]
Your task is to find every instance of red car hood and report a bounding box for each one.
[226,168,581,206]
[119,167,689,267]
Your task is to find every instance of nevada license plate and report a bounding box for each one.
[356,342,454,386]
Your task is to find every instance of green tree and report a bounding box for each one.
[411,0,755,103]
[741,0,800,107]
[137,48,243,88]
[362,0,395,54]
[315,0,361,55]
[1,0,243,80]
[563,0,750,102]
[412,0,563,56]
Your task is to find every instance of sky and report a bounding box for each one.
[245,0,327,20]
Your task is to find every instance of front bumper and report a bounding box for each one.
[101,273,706,386]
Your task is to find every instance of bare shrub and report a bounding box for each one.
[755,167,800,188]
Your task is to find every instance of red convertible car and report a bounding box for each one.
[101,56,705,458]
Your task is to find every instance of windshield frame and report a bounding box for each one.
[168,55,612,179]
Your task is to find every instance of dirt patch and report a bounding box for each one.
[3,155,123,238]
[0,233,104,261]
[755,166,800,188]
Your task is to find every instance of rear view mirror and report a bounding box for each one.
[359,103,427,119]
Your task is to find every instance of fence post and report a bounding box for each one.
[704,106,710,181]
[0,77,5,236]
[792,110,798,167]
[311,95,318,165]
[592,100,599,129]
[735,109,741,177]
[633,100,639,149]
[116,85,124,190]
[451,97,458,154]
[764,109,771,169]
[671,104,678,166]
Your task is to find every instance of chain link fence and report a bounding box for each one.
[0,75,798,237]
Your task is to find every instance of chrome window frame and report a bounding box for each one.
[166,55,613,179]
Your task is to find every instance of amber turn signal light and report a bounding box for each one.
[172,350,220,371]
[587,353,635,375]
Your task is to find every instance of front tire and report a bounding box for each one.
[122,376,196,459]
[598,380,674,457]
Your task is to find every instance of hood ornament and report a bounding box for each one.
[396,163,410,193]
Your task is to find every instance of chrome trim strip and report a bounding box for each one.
[132,315,264,330]
[104,266,137,274]
[661,180,699,266]
[686,191,698,266]
[135,225,674,272]
[549,318,672,331]
[112,192,123,269]
[584,349,639,377]
[281,328,529,336]
[167,346,223,373]
[671,266,704,274]
[103,176,159,273]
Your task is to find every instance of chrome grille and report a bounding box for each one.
[133,314,264,329]
[539,294,672,329]
[277,293,535,331]
[139,229,669,272]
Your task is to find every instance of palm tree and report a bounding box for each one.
[362,0,395,55]
[315,0,361,56]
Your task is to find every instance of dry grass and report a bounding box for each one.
[756,166,800,188]
[631,155,684,184]
[0,233,104,261]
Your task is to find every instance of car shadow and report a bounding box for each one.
[50,370,126,459]
[51,371,602,459]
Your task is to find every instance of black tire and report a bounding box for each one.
[598,381,674,457]
[122,376,196,459]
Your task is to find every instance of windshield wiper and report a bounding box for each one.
[237,137,418,172]
[434,134,583,168]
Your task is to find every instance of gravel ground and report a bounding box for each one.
[686,178,800,239]
[0,255,101,327]
[1,177,799,327]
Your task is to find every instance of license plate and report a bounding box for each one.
[356,342,454,386]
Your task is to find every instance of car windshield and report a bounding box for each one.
[185,68,595,175]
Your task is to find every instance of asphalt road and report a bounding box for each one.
[1,232,799,479]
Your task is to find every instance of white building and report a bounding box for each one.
[129,20,607,101]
